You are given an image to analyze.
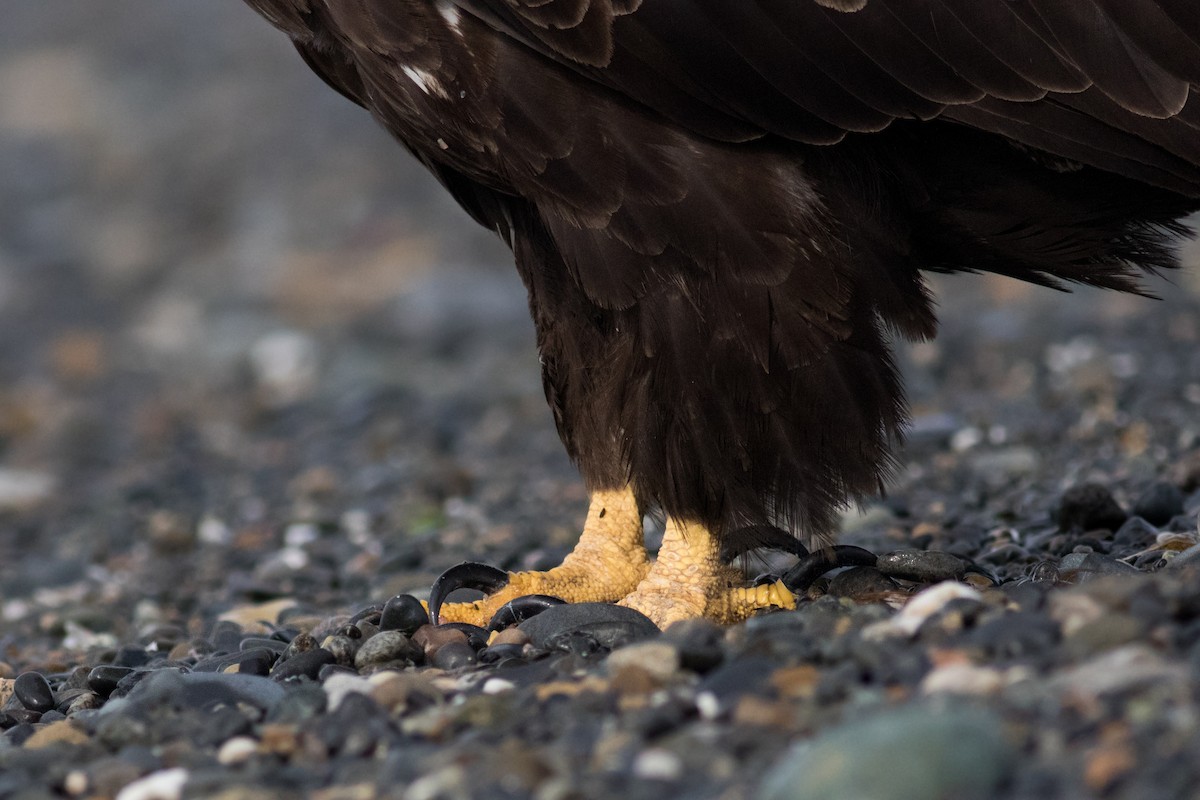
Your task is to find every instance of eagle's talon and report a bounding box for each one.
[428,562,511,624]
[781,545,879,592]
[487,594,566,631]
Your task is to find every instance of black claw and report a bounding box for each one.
[428,562,510,624]
[781,545,878,592]
[720,525,811,563]
[486,594,566,632]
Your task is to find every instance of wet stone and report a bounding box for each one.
[238,637,288,654]
[1056,483,1127,532]
[758,706,1015,800]
[518,603,660,651]
[1059,553,1139,582]
[112,646,155,669]
[265,683,327,724]
[432,641,477,670]
[115,669,288,713]
[661,618,725,674]
[13,673,55,713]
[321,635,360,667]
[967,611,1061,661]
[826,566,899,598]
[355,630,422,670]
[1113,516,1161,549]
[1133,482,1186,527]
[478,643,527,666]
[236,650,276,676]
[86,665,134,697]
[281,632,319,661]
[272,648,336,682]
[379,595,429,635]
[876,550,976,583]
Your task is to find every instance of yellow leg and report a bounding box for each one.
[435,488,650,625]
[618,517,796,628]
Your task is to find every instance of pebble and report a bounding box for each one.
[410,626,468,660]
[272,648,336,681]
[87,665,135,696]
[216,736,259,766]
[826,566,899,598]
[356,630,423,670]
[1058,553,1139,582]
[606,641,682,685]
[379,595,430,635]
[866,582,984,638]
[431,641,477,670]
[14,672,55,713]
[113,767,188,800]
[875,550,979,583]
[1056,483,1127,532]
[1132,482,1186,526]
[757,706,1015,800]
[22,720,91,749]
[518,603,661,650]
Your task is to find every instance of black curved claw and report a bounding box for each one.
[720,525,811,563]
[487,594,566,632]
[781,545,878,592]
[428,562,510,625]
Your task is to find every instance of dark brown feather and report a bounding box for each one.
[241,0,1200,545]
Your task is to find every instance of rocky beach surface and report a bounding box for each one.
[3,3,1200,799]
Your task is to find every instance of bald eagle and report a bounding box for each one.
[242,0,1199,627]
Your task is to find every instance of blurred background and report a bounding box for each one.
[1,1,1198,648]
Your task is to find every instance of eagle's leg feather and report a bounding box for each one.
[618,517,796,628]
[432,487,649,626]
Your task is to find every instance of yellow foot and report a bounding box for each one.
[618,517,796,628]
[431,488,650,627]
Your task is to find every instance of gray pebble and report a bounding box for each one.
[877,550,977,583]
[827,566,900,598]
[518,603,661,651]
[322,635,360,667]
[1058,552,1139,582]
[1056,483,1127,532]
[1132,482,1185,527]
[432,641,477,670]
[272,648,336,681]
[354,630,421,670]
[758,706,1015,800]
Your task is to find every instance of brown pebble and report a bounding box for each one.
[368,671,442,713]
[412,625,468,658]
[732,695,794,728]
[769,665,821,699]
[490,628,530,647]
[1084,725,1136,792]
[219,598,298,632]
[259,723,302,757]
[23,721,91,749]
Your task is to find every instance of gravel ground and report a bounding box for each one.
[3,4,1200,800]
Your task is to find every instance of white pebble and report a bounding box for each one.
[323,672,374,711]
[114,768,188,800]
[216,736,259,765]
[633,748,683,781]
[868,582,984,638]
[482,677,515,694]
[64,770,88,796]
